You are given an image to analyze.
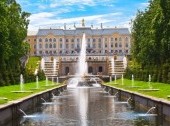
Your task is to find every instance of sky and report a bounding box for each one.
[16,0,149,31]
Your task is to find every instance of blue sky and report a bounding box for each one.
[16,0,149,31]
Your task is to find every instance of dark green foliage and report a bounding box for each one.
[0,0,30,86]
[128,0,170,83]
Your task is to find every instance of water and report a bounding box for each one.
[114,74,117,84]
[77,33,87,76]
[149,74,152,89]
[20,86,156,126]
[36,76,39,89]
[122,74,124,85]
[20,74,24,92]
[132,74,134,87]
[45,76,48,86]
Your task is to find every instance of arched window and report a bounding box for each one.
[115,38,117,41]
[53,43,56,48]
[53,38,56,42]
[39,38,42,42]
[49,44,52,48]
[45,44,48,48]
[49,38,52,42]
[126,43,128,47]
[119,43,122,47]
[98,43,101,48]
[39,44,42,48]
[45,38,48,42]
[71,39,74,42]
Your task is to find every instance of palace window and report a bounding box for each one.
[126,43,129,47]
[71,44,74,48]
[45,44,48,48]
[53,43,56,48]
[119,43,122,47]
[88,38,90,42]
[53,38,56,42]
[119,37,122,41]
[45,38,48,42]
[71,39,74,42]
[66,44,69,49]
[98,38,101,42]
[111,43,113,48]
[93,43,96,48]
[39,38,42,42]
[111,38,114,41]
[115,43,118,47]
[88,43,90,48]
[39,44,42,48]
[60,44,62,48]
[49,44,52,48]
[34,39,36,42]
[93,38,96,42]
[59,38,62,42]
[66,39,69,42]
[77,38,80,42]
[115,38,117,41]
[119,50,122,53]
[98,43,101,48]
[34,45,36,49]
[105,44,107,48]
[125,37,129,42]
[49,38,52,42]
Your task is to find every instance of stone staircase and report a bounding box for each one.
[108,59,125,76]
[42,58,60,78]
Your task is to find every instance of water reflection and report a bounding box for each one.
[20,87,156,126]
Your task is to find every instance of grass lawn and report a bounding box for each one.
[105,79,170,101]
[0,80,62,105]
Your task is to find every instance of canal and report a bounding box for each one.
[19,86,156,126]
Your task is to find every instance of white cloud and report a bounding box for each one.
[28,12,123,31]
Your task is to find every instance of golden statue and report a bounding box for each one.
[82,18,85,27]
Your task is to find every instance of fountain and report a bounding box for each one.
[128,74,140,88]
[139,75,159,91]
[41,57,45,70]
[11,74,33,93]
[77,33,87,76]
[121,74,124,85]
[46,76,48,86]
[109,76,112,82]
[57,77,59,83]
[68,33,95,88]
[30,76,40,90]
[114,74,118,84]
[137,106,157,117]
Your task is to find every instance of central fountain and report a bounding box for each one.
[67,33,101,88]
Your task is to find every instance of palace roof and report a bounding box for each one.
[35,27,130,36]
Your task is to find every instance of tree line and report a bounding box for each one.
[0,0,30,86]
[126,0,170,83]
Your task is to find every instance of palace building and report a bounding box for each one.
[26,21,131,77]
